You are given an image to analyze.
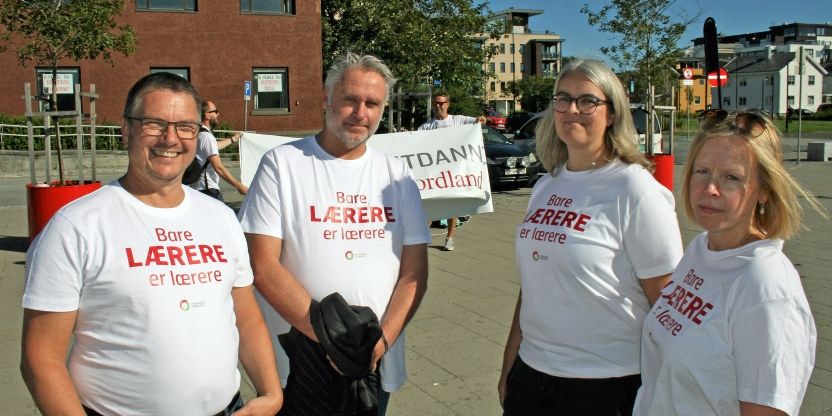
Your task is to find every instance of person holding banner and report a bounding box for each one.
[633,110,822,416]
[192,100,248,201]
[239,52,430,415]
[498,59,683,415]
[418,93,486,251]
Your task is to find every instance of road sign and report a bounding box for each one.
[682,68,693,79]
[707,68,728,87]
[244,80,252,101]
[433,79,441,86]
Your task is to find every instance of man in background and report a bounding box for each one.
[193,100,248,200]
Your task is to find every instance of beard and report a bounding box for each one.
[209,117,219,130]
[328,113,382,151]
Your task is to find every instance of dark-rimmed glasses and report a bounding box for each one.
[434,101,449,107]
[698,109,769,138]
[125,116,201,140]
[552,93,610,115]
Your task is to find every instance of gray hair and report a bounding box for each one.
[536,59,649,173]
[324,52,396,105]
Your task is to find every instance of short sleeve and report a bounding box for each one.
[622,186,683,279]
[222,209,254,288]
[23,212,85,312]
[732,299,816,415]
[238,150,284,238]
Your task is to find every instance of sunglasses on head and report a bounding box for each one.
[698,109,770,138]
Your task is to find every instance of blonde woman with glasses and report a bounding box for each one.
[499,59,683,415]
[634,110,826,416]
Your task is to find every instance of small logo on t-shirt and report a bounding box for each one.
[179,299,190,311]
[532,251,548,261]
[344,250,367,260]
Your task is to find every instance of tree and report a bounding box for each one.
[506,76,556,113]
[322,0,502,97]
[0,0,135,184]
[580,0,700,105]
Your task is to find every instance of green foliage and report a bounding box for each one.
[0,0,136,69]
[506,76,556,112]
[580,0,699,105]
[0,113,124,151]
[444,85,486,118]
[322,0,502,95]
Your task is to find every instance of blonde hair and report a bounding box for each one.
[536,59,649,173]
[682,113,827,240]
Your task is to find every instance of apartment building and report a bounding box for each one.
[0,0,323,134]
[483,8,563,114]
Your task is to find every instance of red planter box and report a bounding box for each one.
[27,181,102,242]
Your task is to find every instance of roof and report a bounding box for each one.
[724,52,794,73]
[491,8,544,17]
[725,52,828,76]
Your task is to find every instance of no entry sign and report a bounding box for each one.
[707,68,728,87]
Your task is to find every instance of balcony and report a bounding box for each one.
[541,52,559,60]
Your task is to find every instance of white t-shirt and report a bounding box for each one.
[194,127,220,190]
[515,160,683,378]
[634,233,816,416]
[23,182,253,415]
[418,114,478,130]
[238,136,430,391]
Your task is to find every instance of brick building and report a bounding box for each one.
[0,0,323,135]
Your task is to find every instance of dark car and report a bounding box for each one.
[482,125,535,188]
[505,111,534,133]
[484,109,508,131]
[512,113,542,151]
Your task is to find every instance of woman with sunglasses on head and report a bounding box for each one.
[498,59,683,415]
[634,110,826,416]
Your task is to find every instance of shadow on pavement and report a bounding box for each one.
[0,236,29,253]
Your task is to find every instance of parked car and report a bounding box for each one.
[505,111,534,133]
[796,108,815,117]
[484,109,508,131]
[524,140,547,187]
[511,113,542,151]
[482,125,535,188]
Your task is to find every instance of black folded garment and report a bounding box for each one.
[277,293,384,416]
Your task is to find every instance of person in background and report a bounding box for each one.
[418,93,486,251]
[499,59,683,415]
[20,72,282,415]
[634,110,825,416]
[193,100,248,201]
[239,52,430,416]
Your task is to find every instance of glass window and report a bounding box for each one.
[739,97,746,106]
[694,96,701,104]
[36,67,80,112]
[500,81,506,92]
[241,0,294,14]
[253,68,289,111]
[510,63,515,73]
[500,62,506,73]
[739,79,747,86]
[788,95,795,105]
[808,96,815,105]
[136,0,196,11]
[809,75,815,85]
[788,76,795,85]
[500,44,506,54]
[490,82,495,92]
[510,43,515,54]
[150,67,190,80]
[519,44,525,54]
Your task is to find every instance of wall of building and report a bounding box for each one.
[0,1,323,135]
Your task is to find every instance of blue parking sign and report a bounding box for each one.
[244,81,252,100]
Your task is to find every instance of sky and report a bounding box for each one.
[484,0,832,63]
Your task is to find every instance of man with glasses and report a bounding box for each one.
[418,93,486,251]
[193,101,248,201]
[21,73,283,415]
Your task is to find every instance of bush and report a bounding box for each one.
[1,113,124,151]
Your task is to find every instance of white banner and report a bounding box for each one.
[239,124,493,220]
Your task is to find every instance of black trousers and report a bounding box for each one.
[503,356,641,416]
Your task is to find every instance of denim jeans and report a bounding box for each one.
[503,356,641,416]
[377,389,391,416]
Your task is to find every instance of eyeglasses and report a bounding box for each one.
[698,109,769,138]
[434,101,449,106]
[125,116,201,140]
[206,109,218,114]
[552,93,610,115]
